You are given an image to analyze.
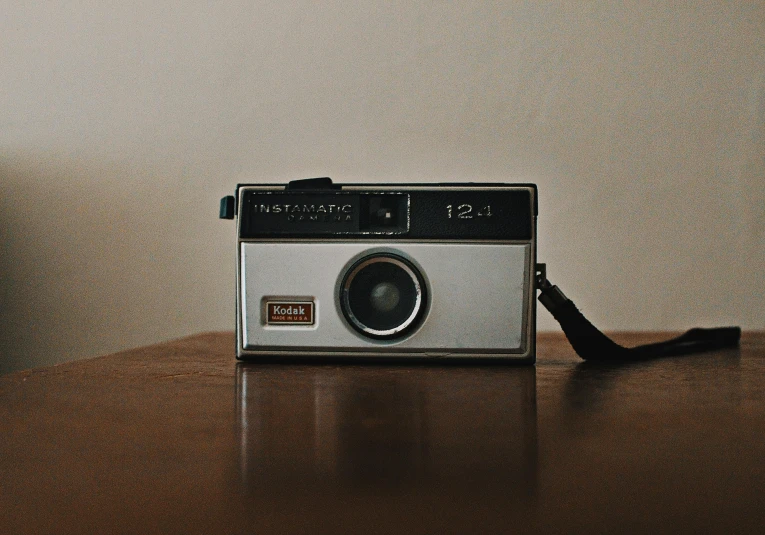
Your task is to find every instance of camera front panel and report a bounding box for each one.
[240,241,530,356]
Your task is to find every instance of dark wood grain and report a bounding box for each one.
[1,332,764,534]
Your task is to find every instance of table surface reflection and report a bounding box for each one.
[1,332,764,534]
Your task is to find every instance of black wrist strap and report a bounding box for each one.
[535,265,741,361]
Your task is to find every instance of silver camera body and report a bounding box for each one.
[221,178,537,362]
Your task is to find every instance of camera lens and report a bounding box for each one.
[369,282,401,313]
[340,254,427,339]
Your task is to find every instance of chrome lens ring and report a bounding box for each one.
[340,254,427,340]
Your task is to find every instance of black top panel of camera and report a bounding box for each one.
[237,185,534,240]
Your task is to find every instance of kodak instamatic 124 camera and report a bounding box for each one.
[220,177,537,362]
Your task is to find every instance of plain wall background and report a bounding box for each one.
[1,2,763,373]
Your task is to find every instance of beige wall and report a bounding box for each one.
[1,2,763,373]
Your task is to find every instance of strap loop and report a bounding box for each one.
[535,265,741,361]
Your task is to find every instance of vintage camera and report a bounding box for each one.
[220,177,537,362]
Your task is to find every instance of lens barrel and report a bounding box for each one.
[340,254,427,340]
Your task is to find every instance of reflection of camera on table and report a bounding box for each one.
[235,364,537,494]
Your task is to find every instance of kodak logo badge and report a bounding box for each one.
[266,301,314,325]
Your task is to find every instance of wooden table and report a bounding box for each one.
[2,332,764,534]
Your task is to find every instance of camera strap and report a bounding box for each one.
[535,264,741,361]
